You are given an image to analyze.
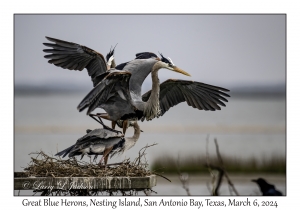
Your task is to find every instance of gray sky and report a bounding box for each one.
[15,14,285,91]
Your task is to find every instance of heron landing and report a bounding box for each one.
[78,54,230,134]
[43,37,230,135]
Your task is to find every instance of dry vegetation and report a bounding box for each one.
[22,150,152,178]
[152,154,285,174]
[16,145,159,196]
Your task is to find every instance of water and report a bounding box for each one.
[14,93,286,195]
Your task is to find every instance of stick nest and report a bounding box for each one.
[22,144,156,178]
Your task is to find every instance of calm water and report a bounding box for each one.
[14,93,286,195]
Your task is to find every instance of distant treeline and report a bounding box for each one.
[151,155,286,174]
[14,84,285,97]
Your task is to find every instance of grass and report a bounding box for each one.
[151,154,286,174]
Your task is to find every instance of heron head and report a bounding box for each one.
[159,52,191,76]
[135,52,159,59]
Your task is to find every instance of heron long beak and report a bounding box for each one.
[172,66,191,77]
[251,179,257,183]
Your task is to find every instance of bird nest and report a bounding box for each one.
[16,144,160,196]
[22,145,156,178]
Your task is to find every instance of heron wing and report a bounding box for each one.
[77,128,124,143]
[55,144,76,158]
[77,70,137,120]
[142,79,230,116]
[69,135,123,157]
[43,36,107,86]
[92,137,123,148]
[110,138,126,158]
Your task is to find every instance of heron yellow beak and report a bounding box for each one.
[172,66,191,77]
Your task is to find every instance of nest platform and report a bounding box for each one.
[14,150,158,195]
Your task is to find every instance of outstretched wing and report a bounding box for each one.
[142,79,230,116]
[77,70,137,121]
[43,36,107,86]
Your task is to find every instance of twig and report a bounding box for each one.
[204,164,224,196]
[205,137,226,196]
[214,138,239,196]
[23,150,152,178]
[135,143,158,166]
[152,172,171,182]
[176,153,191,196]
[205,135,217,195]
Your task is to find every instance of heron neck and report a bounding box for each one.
[132,122,141,141]
[150,67,160,102]
[143,64,160,120]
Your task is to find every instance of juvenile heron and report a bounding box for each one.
[55,121,141,166]
[252,178,283,196]
[78,55,230,133]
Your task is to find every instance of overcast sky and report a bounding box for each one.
[14,14,285,91]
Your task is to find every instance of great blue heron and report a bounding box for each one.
[43,36,154,87]
[77,55,230,134]
[43,36,117,87]
[252,178,283,196]
[43,36,159,132]
[43,37,230,133]
[43,36,124,131]
[55,121,141,166]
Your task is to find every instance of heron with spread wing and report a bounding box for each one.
[77,54,230,134]
[43,36,117,86]
[43,37,230,134]
[43,37,158,132]
[43,36,156,87]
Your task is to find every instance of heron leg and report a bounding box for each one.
[89,114,121,134]
[104,147,114,165]
[98,156,105,166]
[93,155,98,162]
[95,113,120,133]
[122,120,128,134]
[112,121,116,129]
[89,114,105,125]
[104,155,109,166]
[98,147,113,167]
[80,154,85,160]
